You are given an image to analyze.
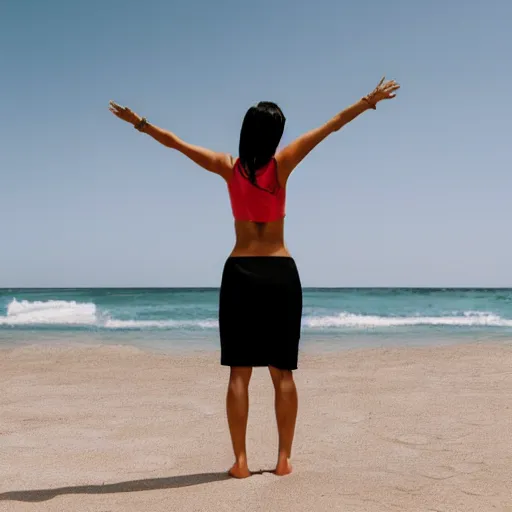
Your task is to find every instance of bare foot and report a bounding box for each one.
[228,462,251,479]
[274,457,293,476]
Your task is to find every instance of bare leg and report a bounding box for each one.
[269,365,298,476]
[226,366,252,478]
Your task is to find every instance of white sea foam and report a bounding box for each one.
[303,311,512,328]
[2,299,512,330]
[1,299,97,326]
[0,299,217,329]
[103,319,218,329]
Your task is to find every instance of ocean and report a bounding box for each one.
[1,288,512,352]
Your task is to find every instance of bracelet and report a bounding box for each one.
[361,96,377,110]
[134,117,148,131]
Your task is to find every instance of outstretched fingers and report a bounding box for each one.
[109,100,124,117]
[375,79,400,100]
[108,100,138,123]
[383,81,400,99]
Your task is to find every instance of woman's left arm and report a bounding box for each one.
[109,101,233,180]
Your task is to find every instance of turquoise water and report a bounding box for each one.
[1,288,512,351]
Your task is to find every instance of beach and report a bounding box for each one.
[1,341,511,511]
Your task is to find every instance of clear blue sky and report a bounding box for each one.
[1,0,511,287]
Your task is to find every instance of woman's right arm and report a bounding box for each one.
[140,123,233,179]
[109,101,233,180]
[276,77,400,185]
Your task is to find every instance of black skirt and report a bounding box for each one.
[219,256,303,370]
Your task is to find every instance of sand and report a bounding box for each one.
[1,342,511,512]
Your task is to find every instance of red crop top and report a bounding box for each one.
[227,158,286,222]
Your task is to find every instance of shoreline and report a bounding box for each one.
[1,331,511,358]
[1,341,511,511]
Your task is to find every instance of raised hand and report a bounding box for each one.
[109,100,141,125]
[363,77,400,108]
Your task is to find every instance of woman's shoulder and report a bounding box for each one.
[220,155,237,183]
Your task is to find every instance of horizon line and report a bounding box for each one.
[1,286,512,290]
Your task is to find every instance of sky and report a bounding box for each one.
[1,0,511,287]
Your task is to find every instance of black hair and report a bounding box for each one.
[238,101,286,189]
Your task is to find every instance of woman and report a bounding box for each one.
[109,76,400,478]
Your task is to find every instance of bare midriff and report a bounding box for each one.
[229,218,291,257]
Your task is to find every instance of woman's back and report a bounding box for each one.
[231,218,288,257]
[227,158,290,257]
